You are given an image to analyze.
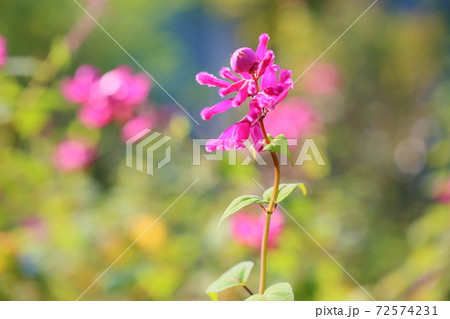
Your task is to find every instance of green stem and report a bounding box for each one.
[259,212,272,294]
[258,118,281,294]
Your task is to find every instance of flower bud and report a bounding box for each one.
[230,47,257,74]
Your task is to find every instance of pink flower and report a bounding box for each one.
[78,104,113,128]
[303,63,341,96]
[52,140,95,172]
[121,115,154,142]
[99,66,151,105]
[0,35,8,67]
[61,65,100,104]
[434,179,450,204]
[205,119,251,152]
[205,100,267,152]
[61,65,151,127]
[230,209,285,249]
[264,98,321,138]
[21,217,47,241]
[196,33,294,152]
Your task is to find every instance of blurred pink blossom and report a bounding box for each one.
[61,65,151,128]
[121,115,154,142]
[78,103,113,128]
[61,65,99,104]
[230,209,285,249]
[99,66,150,105]
[434,179,450,204]
[21,217,47,241]
[264,98,321,139]
[303,63,341,96]
[52,140,95,172]
[0,35,8,67]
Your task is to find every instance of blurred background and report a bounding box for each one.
[0,0,449,300]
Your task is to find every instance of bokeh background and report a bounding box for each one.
[0,0,449,301]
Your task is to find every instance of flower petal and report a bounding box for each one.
[232,81,249,107]
[61,65,99,104]
[280,69,292,82]
[78,104,113,128]
[247,80,258,95]
[126,73,151,104]
[256,33,270,61]
[219,79,246,97]
[251,122,265,152]
[246,99,262,123]
[261,65,278,89]
[205,120,251,152]
[219,67,240,82]
[196,72,230,88]
[200,99,234,120]
[257,50,274,77]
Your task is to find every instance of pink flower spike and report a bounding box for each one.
[218,79,246,97]
[280,69,292,82]
[230,47,257,74]
[256,50,274,77]
[231,120,251,144]
[246,99,262,122]
[0,35,7,67]
[196,33,295,152]
[256,33,270,61]
[196,72,230,88]
[205,120,251,152]
[250,122,265,152]
[278,79,294,101]
[219,67,240,82]
[52,140,95,172]
[247,80,258,96]
[261,65,278,89]
[200,99,234,120]
[255,92,272,109]
[232,81,249,107]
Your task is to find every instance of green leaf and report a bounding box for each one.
[263,134,294,165]
[245,294,267,301]
[263,183,307,203]
[217,195,267,230]
[208,292,219,301]
[205,261,254,300]
[245,282,294,301]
